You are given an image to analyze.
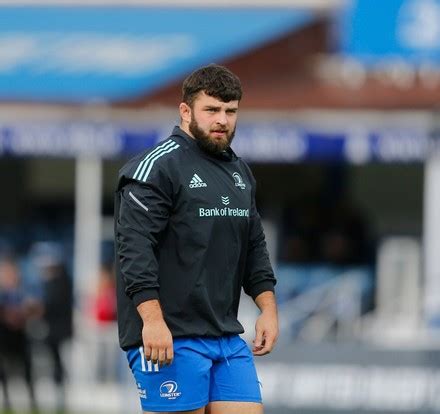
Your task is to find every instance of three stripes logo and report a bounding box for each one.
[189,173,207,188]
[138,346,159,373]
[221,196,230,205]
[133,140,180,182]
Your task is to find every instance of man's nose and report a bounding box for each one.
[216,111,228,125]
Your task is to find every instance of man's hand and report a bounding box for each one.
[252,291,279,356]
[142,319,174,366]
[137,300,174,366]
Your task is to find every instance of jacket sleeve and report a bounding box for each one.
[115,167,173,307]
[242,173,277,300]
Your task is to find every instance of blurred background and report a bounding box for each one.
[1,0,440,413]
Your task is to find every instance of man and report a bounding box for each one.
[115,64,278,414]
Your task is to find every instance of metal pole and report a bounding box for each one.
[73,156,102,312]
[423,154,440,328]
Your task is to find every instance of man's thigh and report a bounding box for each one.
[206,401,263,414]
[126,340,211,412]
[144,404,262,414]
[143,408,206,414]
[209,336,261,404]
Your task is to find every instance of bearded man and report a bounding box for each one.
[115,64,278,414]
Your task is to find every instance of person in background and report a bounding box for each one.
[94,262,117,325]
[31,242,73,413]
[0,256,39,412]
[91,262,118,382]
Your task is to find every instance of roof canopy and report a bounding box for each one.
[0,6,313,102]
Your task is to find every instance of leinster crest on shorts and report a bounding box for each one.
[160,381,182,400]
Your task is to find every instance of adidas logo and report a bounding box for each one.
[189,173,207,188]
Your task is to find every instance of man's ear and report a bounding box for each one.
[179,102,191,124]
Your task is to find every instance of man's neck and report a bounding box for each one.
[180,123,195,140]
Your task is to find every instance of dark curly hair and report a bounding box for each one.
[182,64,242,107]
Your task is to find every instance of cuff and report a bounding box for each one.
[249,280,275,301]
[132,289,159,307]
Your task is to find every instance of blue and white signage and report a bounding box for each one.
[0,120,434,163]
[0,7,313,102]
[341,0,440,64]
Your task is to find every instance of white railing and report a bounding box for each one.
[277,271,365,343]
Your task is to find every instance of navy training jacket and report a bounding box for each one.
[115,126,276,350]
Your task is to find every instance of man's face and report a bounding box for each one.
[187,92,239,155]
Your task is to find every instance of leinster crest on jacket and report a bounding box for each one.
[232,172,246,190]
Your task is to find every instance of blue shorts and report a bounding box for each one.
[126,335,262,412]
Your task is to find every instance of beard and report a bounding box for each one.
[189,117,235,156]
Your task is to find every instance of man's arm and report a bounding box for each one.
[242,168,276,294]
[116,169,174,366]
[137,300,173,366]
[241,167,278,355]
[252,291,279,356]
